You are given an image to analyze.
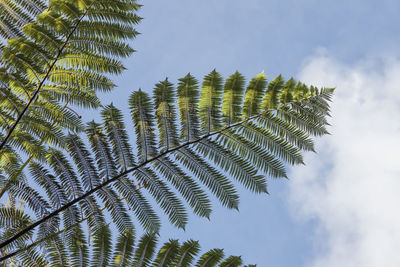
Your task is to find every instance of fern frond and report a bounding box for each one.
[154,156,212,218]
[174,147,240,209]
[152,80,212,217]
[18,247,47,267]
[152,239,180,267]
[112,230,135,267]
[132,233,157,267]
[199,70,224,133]
[129,90,158,161]
[261,74,285,110]
[174,240,200,267]
[46,148,83,198]
[222,71,245,125]
[153,78,179,150]
[0,72,333,264]
[257,112,315,151]
[134,167,188,229]
[8,181,50,218]
[177,73,201,141]
[68,36,135,57]
[57,54,125,74]
[101,104,135,170]
[66,133,101,191]
[44,236,69,266]
[90,224,112,267]
[195,248,224,267]
[238,121,304,165]
[112,175,160,232]
[219,256,243,267]
[242,72,267,117]
[86,121,118,180]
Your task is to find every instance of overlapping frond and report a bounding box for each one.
[1,222,251,266]
[0,71,333,265]
[0,0,142,184]
[125,233,250,267]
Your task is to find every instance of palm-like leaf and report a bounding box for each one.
[0,71,333,265]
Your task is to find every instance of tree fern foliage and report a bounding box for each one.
[0,215,252,267]
[0,0,141,190]
[0,70,333,265]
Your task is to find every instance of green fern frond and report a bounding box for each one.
[222,71,245,125]
[174,239,200,267]
[195,248,224,267]
[132,233,157,267]
[91,224,112,267]
[199,70,224,133]
[177,73,201,141]
[134,167,188,229]
[242,72,267,117]
[44,236,69,266]
[174,146,240,209]
[219,256,243,267]
[101,104,135,170]
[152,239,180,266]
[112,230,135,267]
[0,71,333,266]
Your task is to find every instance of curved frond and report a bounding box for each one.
[0,0,142,189]
[151,239,180,267]
[112,230,135,267]
[132,233,157,267]
[173,239,200,267]
[199,70,224,133]
[219,256,243,267]
[195,248,224,267]
[0,72,334,266]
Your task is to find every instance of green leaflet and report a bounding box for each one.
[112,230,135,267]
[177,73,200,141]
[152,239,180,267]
[219,256,243,267]
[222,71,245,124]
[132,233,157,267]
[91,224,112,267]
[261,74,284,110]
[129,90,158,161]
[174,240,200,267]
[195,248,224,267]
[199,70,224,133]
[153,78,179,150]
[242,72,267,117]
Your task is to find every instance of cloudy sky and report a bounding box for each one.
[95,1,400,266]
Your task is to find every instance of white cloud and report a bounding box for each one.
[289,52,400,267]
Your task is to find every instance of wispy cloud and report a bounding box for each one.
[289,51,400,267]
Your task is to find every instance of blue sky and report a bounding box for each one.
[90,1,400,266]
